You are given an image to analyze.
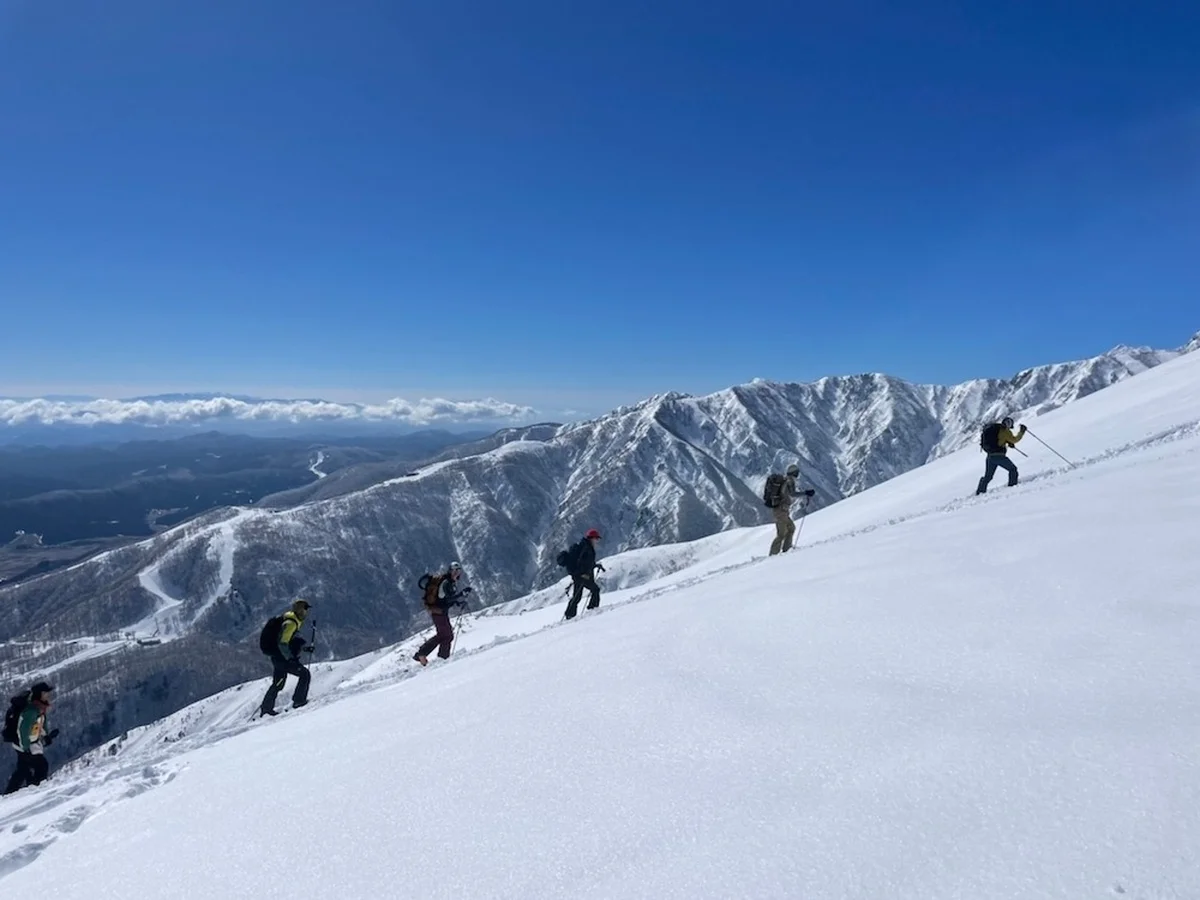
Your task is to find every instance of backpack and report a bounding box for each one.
[555,540,584,575]
[258,616,284,655]
[763,473,786,508]
[417,573,446,610]
[3,692,29,746]
[980,422,1004,454]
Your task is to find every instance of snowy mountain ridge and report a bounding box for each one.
[0,336,1191,764]
[2,343,1199,898]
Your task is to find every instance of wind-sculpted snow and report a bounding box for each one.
[1,347,1199,898]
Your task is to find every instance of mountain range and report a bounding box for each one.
[3,338,1200,899]
[0,334,1194,763]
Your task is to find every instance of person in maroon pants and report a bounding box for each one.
[414,562,472,665]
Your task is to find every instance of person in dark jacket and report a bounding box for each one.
[414,562,472,666]
[564,529,605,619]
[769,465,815,556]
[260,599,313,717]
[3,682,59,795]
[976,417,1027,494]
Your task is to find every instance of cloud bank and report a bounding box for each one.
[0,395,539,429]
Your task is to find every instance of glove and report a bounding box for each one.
[595,563,606,572]
[301,644,315,654]
[1019,424,1027,433]
[804,489,815,497]
[462,586,473,595]
[43,728,59,747]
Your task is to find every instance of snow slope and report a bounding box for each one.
[1,351,1199,898]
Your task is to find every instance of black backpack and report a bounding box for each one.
[3,692,30,746]
[258,616,284,655]
[980,422,1004,454]
[763,473,786,508]
[556,540,585,574]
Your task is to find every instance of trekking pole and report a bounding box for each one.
[1025,429,1076,468]
[794,497,811,544]
[451,607,467,653]
[1012,446,1028,458]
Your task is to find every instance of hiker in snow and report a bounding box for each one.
[259,599,313,717]
[976,416,1027,495]
[3,682,59,795]
[563,529,605,619]
[765,464,815,556]
[413,562,472,666]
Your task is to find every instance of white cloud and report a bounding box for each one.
[0,395,539,429]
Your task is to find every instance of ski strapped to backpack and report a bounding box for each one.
[763,473,786,508]
[3,691,30,746]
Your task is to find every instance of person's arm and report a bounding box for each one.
[1002,425,1027,446]
[278,615,300,657]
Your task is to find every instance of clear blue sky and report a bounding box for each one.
[2,0,1198,417]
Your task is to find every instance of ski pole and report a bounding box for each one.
[794,497,811,543]
[1025,429,1076,467]
[451,608,466,653]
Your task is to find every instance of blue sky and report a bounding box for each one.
[2,0,1198,419]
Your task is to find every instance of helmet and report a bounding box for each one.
[1002,417,1014,429]
[786,464,800,476]
[585,529,601,540]
[449,561,461,570]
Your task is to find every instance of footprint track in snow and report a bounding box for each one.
[0,762,184,883]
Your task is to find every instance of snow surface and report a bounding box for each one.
[2,351,1199,898]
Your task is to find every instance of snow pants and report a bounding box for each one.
[769,505,796,556]
[3,750,48,795]
[564,575,600,619]
[977,453,1018,494]
[417,612,455,660]
[261,654,311,713]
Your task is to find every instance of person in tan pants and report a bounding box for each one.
[769,464,815,555]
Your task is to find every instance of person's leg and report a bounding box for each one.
[434,613,454,658]
[565,577,585,618]
[260,656,288,714]
[998,455,1019,486]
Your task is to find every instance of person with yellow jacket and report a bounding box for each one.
[976,416,1027,494]
[259,599,313,717]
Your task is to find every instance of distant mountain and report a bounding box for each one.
[0,336,1191,763]
[0,430,485,585]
